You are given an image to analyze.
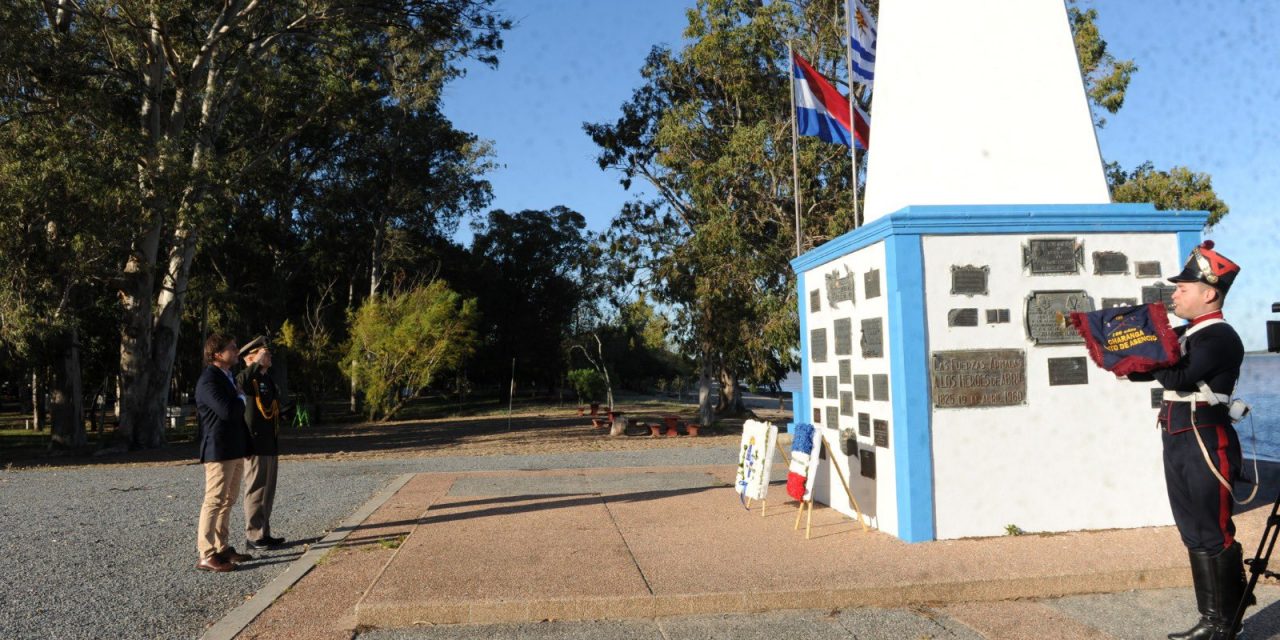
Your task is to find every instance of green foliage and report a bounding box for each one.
[567,368,608,403]
[1005,524,1025,537]
[345,282,479,421]
[1069,3,1137,127]
[1108,162,1229,227]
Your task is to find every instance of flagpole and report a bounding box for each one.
[844,0,860,229]
[788,41,803,258]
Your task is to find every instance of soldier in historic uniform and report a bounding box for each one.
[237,335,286,550]
[1127,241,1250,640]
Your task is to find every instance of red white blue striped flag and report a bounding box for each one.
[793,51,869,149]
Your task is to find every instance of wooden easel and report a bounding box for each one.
[790,434,868,539]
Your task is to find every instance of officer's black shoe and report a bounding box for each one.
[1169,549,1218,640]
[245,538,277,551]
[263,535,286,546]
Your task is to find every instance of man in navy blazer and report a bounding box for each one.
[194,333,256,572]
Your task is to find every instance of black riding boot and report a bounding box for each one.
[1168,549,1217,640]
[1209,542,1250,640]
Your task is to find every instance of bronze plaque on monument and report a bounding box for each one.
[858,412,870,437]
[859,448,876,479]
[1135,261,1162,279]
[873,419,889,448]
[839,359,851,384]
[826,406,840,430]
[872,374,889,401]
[834,318,853,355]
[864,269,882,299]
[931,349,1027,408]
[1047,357,1089,386]
[1023,238,1083,274]
[825,267,856,307]
[1025,290,1094,344]
[809,289,821,312]
[948,308,979,327]
[813,408,821,423]
[853,375,870,401]
[1142,283,1175,306]
[812,376,824,399]
[951,265,990,296]
[861,318,884,358]
[825,376,838,399]
[1151,388,1163,408]
[1092,251,1129,275]
[840,391,853,416]
[986,308,1011,324]
[810,328,827,362]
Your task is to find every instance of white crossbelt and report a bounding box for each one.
[1162,387,1231,405]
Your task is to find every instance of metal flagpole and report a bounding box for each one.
[788,41,802,258]
[844,0,861,228]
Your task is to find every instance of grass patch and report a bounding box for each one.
[377,534,407,550]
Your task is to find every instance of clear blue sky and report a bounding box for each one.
[442,0,1280,350]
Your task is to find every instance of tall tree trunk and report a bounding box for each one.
[50,327,86,449]
[716,366,745,417]
[31,370,47,431]
[697,353,713,427]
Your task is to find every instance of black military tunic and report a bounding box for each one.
[237,362,280,457]
[1129,312,1244,553]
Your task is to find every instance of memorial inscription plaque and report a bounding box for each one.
[1135,261,1162,279]
[840,391,853,416]
[813,408,821,423]
[1047,357,1089,386]
[809,289,821,312]
[864,269,882,299]
[1102,297,1138,309]
[948,308,979,327]
[826,406,840,430]
[986,308,1011,324]
[859,448,876,479]
[825,267,856,307]
[951,265,990,296]
[812,375,824,399]
[861,318,884,358]
[1151,388,1163,408]
[825,376,838,399]
[1025,290,1094,345]
[858,412,871,437]
[853,375,870,401]
[931,349,1027,408]
[810,328,828,362]
[873,419,889,448]
[1142,283,1175,307]
[834,318,853,356]
[839,359,852,384]
[1023,238,1083,274]
[1092,251,1129,275]
[872,374,889,401]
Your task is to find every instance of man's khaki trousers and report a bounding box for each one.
[243,455,278,541]
[197,458,244,561]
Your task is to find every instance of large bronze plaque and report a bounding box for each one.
[948,308,979,327]
[859,448,876,479]
[858,412,871,437]
[812,375,824,399]
[809,289,821,312]
[810,328,828,362]
[861,318,884,358]
[853,375,870,401]
[872,374,890,401]
[833,318,854,355]
[1025,290,1094,345]
[840,391,853,416]
[931,349,1027,409]
[1142,283,1174,307]
[864,269,882,299]
[1092,251,1129,275]
[825,267,856,307]
[951,265,990,296]
[1135,261,1162,279]
[873,419,889,448]
[1047,357,1089,386]
[1023,238,1083,274]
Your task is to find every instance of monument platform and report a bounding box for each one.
[305,464,1276,631]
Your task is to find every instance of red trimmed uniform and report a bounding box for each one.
[1128,311,1244,553]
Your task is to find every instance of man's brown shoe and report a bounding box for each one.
[195,555,236,572]
[219,547,253,563]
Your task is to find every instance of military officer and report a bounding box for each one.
[1128,241,1250,640]
[237,335,286,550]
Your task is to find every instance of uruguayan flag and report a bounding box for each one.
[848,0,876,86]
